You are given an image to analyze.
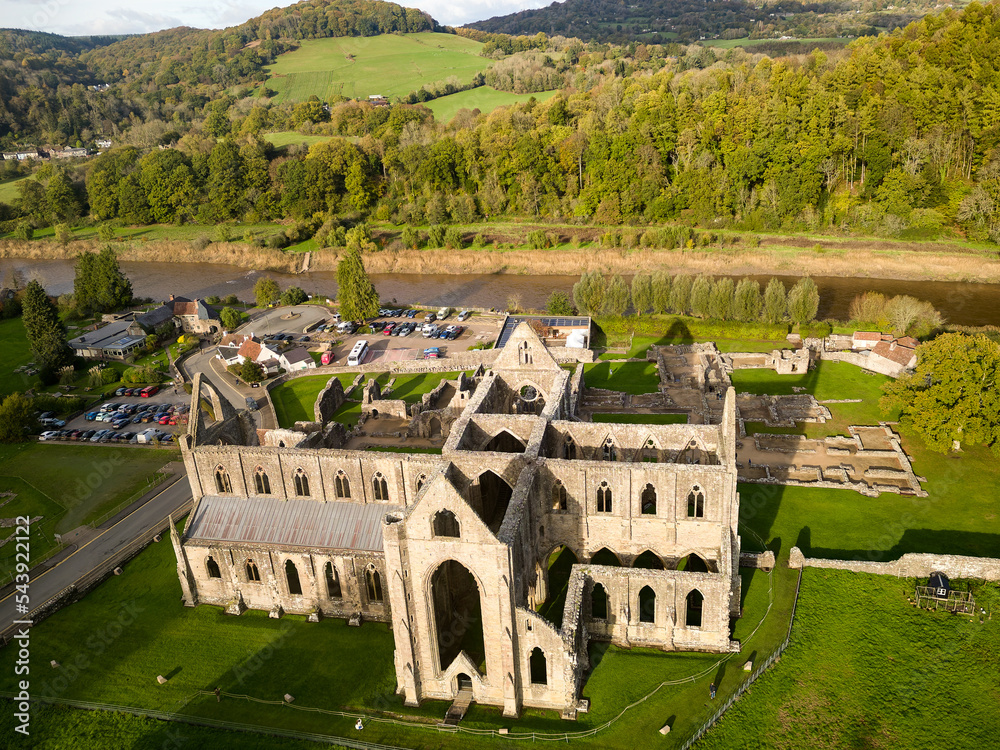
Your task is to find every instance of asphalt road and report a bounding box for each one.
[0,477,193,637]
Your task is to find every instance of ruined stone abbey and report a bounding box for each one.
[171,324,742,718]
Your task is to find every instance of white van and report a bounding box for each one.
[437,307,452,320]
[348,340,369,366]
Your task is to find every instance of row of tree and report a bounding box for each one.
[569,272,820,323]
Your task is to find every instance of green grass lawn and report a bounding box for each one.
[0,176,27,204]
[700,569,1000,749]
[0,522,798,749]
[426,87,557,122]
[270,374,358,427]
[598,332,789,360]
[0,443,174,577]
[3,222,283,243]
[263,131,337,149]
[0,317,34,398]
[592,413,688,424]
[732,359,900,434]
[583,361,660,394]
[264,33,488,103]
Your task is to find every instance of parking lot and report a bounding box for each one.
[314,309,504,365]
[39,383,189,446]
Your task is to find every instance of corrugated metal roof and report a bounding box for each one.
[187,495,400,551]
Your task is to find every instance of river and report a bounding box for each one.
[1,258,997,327]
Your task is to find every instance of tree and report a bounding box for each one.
[602,274,630,316]
[0,393,34,443]
[280,286,308,306]
[254,277,280,308]
[240,359,264,383]
[733,278,763,322]
[572,271,607,315]
[709,277,735,320]
[669,274,692,314]
[207,139,244,221]
[220,307,242,331]
[787,277,820,324]
[651,271,671,314]
[690,276,713,318]
[336,246,380,321]
[21,280,71,372]
[94,246,133,311]
[763,278,787,324]
[45,169,81,223]
[401,226,420,249]
[631,273,653,315]
[881,333,1000,453]
[546,291,575,315]
[885,295,927,335]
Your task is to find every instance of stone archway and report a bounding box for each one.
[469,470,513,533]
[431,561,487,676]
[482,430,526,454]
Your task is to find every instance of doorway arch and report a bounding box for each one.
[431,561,487,676]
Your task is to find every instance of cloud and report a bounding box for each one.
[4,0,559,37]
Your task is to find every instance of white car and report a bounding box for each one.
[457,310,471,321]
[39,430,60,441]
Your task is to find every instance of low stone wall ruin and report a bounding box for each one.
[788,547,1000,580]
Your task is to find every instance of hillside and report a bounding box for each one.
[466,0,955,43]
[264,33,487,103]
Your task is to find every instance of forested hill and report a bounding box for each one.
[0,0,437,147]
[466,0,941,43]
[4,1,1000,250]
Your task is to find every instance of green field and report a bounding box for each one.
[731,359,900,433]
[0,176,26,205]
[1,222,283,243]
[264,33,489,103]
[427,87,558,122]
[263,131,337,149]
[0,317,34,398]
[0,443,174,577]
[583,361,660,394]
[701,569,1000,749]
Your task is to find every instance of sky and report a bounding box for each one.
[4,0,554,37]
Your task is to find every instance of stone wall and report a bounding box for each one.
[788,547,1000,580]
[313,376,345,422]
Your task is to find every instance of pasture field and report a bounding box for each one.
[264,33,488,103]
[427,87,557,122]
[263,131,337,149]
[0,176,26,204]
[702,36,852,48]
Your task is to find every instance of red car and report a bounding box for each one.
[140,385,159,397]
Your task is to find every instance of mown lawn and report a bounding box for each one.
[700,569,1000,750]
[0,176,26,204]
[0,443,174,577]
[0,317,34,398]
[427,87,557,122]
[264,33,488,103]
[263,131,337,149]
[270,374,358,427]
[592,413,688,424]
[583,361,660,394]
[732,359,900,434]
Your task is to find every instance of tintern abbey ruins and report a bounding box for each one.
[171,324,742,718]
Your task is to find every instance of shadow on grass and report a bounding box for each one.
[802,528,1000,563]
[738,482,786,553]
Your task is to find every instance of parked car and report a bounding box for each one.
[437,307,452,320]
[85,411,98,421]
[382,323,396,335]
[423,347,441,359]
[424,312,436,323]
[457,310,471,321]
[246,396,258,411]
[140,386,159,397]
[422,324,438,338]
[115,387,128,396]
[405,309,417,318]
[39,430,60,441]
[89,430,108,442]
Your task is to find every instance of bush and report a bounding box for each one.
[546,291,575,315]
[192,235,211,251]
[468,341,494,350]
[471,233,488,248]
[280,286,309,306]
[97,223,116,242]
[239,359,264,383]
[121,366,163,385]
[223,294,239,305]
[212,224,233,243]
[13,222,33,241]
[54,223,73,246]
[401,226,420,249]
[526,229,549,249]
[427,225,446,248]
[205,295,221,305]
[444,226,464,249]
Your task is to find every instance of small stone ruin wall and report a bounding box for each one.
[788,547,1000,580]
[314,376,346,422]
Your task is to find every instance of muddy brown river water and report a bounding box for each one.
[1,258,997,327]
